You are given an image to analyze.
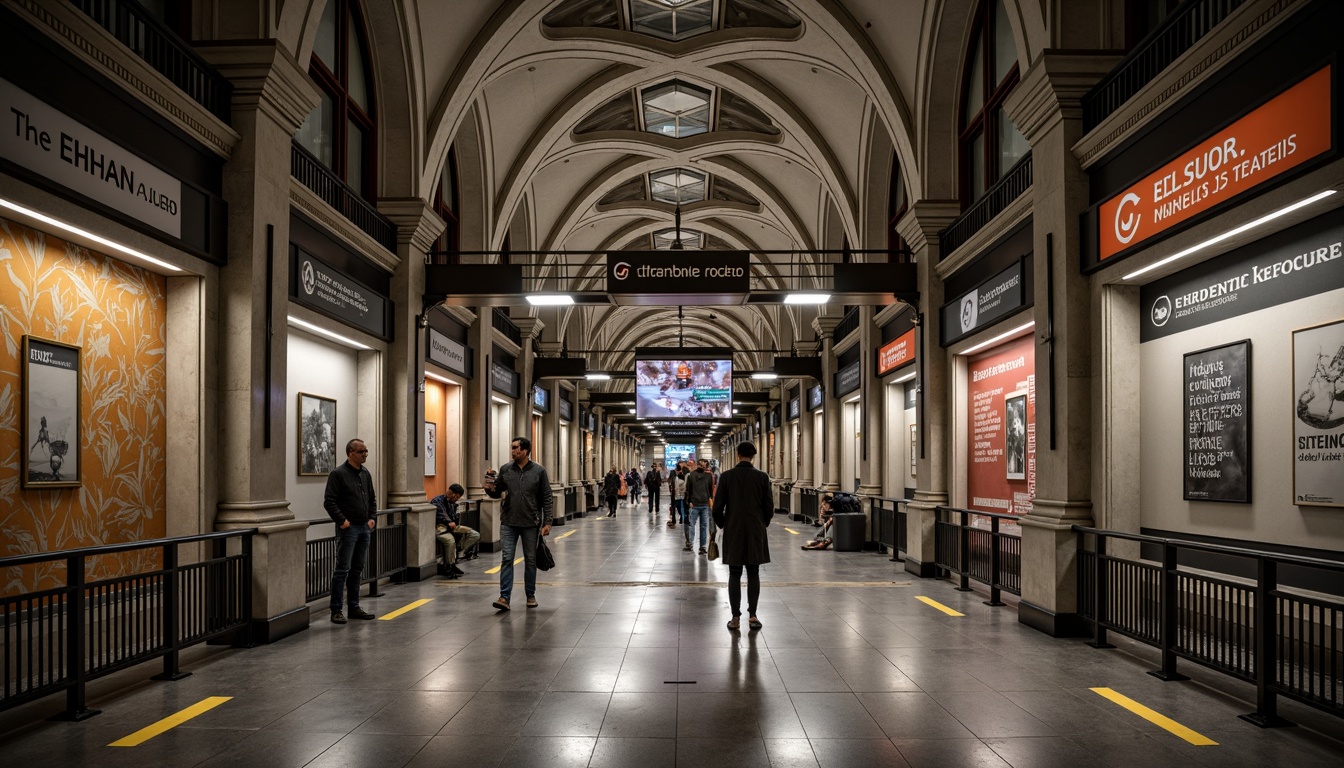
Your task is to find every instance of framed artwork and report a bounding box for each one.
[1292,319,1344,507]
[22,336,81,489]
[1004,392,1027,480]
[909,423,917,477]
[425,421,437,476]
[298,393,337,475]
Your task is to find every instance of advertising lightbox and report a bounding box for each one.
[634,350,732,419]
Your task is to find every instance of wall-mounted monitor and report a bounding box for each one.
[634,348,732,419]
[664,443,697,465]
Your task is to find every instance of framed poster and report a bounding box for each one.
[1292,319,1344,507]
[1004,392,1027,480]
[22,336,81,489]
[1183,340,1251,502]
[425,422,437,476]
[298,393,337,475]
[909,423,917,477]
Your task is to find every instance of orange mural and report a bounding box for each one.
[0,218,168,593]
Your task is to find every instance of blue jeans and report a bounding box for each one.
[499,524,539,600]
[330,523,371,612]
[689,505,711,548]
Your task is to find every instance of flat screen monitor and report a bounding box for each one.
[634,355,732,419]
[664,444,697,465]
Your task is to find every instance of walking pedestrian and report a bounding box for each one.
[483,437,553,611]
[712,442,772,631]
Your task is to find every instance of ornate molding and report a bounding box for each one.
[199,42,319,136]
[379,197,447,256]
[895,200,960,255]
[289,179,401,273]
[1007,53,1123,146]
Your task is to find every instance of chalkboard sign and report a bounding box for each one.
[1183,340,1251,502]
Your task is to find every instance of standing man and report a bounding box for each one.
[644,462,665,516]
[484,437,553,610]
[684,458,714,554]
[603,467,622,517]
[712,442,772,631]
[323,438,378,624]
[432,484,480,577]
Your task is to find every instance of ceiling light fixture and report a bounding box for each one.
[288,316,373,350]
[424,370,454,384]
[1122,190,1336,281]
[525,294,574,306]
[585,373,611,381]
[0,196,182,273]
[784,292,830,304]
[750,372,779,380]
[961,321,1035,356]
[892,371,917,384]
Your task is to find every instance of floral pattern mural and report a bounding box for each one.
[0,218,167,593]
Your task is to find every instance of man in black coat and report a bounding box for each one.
[712,441,773,631]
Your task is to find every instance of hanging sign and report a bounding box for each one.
[607,251,750,304]
[834,360,861,397]
[941,261,1025,346]
[878,328,916,375]
[427,328,468,376]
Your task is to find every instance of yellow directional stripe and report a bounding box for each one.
[109,696,232,746]
[379,598,432,620]
[1090,687,1218,746]
[557,530,576,539]
[914,595,964,616]
[484,557,525,575]
[783,527,801,535]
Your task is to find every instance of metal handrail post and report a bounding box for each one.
[957,509,971,592]
[240,532,256,647]
[1088,533,1113,648]
[59,553,99,721]
[1150,541,1188,681]
[985,516,1004,606]
[890,501,905,563]
[1241,557,1293,728]
[152,542,190,681]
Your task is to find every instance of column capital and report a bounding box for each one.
[513,316,545,342]
[895,201,961,255]
[379,198,447,255]
[812,315,843,339]
[1005,51,1124,145]
[535,340,564,356]
[199,41,320,134]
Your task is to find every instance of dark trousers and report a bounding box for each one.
[727,564,760,617]
[647,489,660,513]
[606,494,617,515]
[330,523,371,612]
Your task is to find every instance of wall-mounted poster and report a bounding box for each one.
[1182,340,1251,502]
[22,336,81,488]
[1004,392,1027,480]
[425,422,437,477]
[1292,319,1344,507]
[298,393,337,475]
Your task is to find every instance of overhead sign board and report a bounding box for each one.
[607,251,750,304]
[427,328,469,376]
[1098,65,1333,264]
[941,261,1025,346]
[878,328,916,376]
[292,249,389,339]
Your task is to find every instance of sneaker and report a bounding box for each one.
[330,610,346,624]
[683,542,692,551]
[698,546,706,554]
[348,608,376,620]
[526,596,538,608]
[493,596,511,611]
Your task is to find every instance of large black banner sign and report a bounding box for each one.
[607,251,749,304]
[292,248,390,339]
[941,261,1025,346]
[1183,340,1251,502]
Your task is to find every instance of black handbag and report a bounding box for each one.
[536,535,555,571]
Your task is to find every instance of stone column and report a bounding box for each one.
[204,43,318,642]
[793,340,818,513]
[896,201,962,578]
[813,316,842,491]
[464,310,498,548]
[379,199,446,581]
[512,316,544,441]
[536,340,568,523]
[1005,53,1118,636]
[857,307,883,499]
[568,385,583,514]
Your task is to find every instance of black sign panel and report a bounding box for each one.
[533,386,550,413]
[940,261,1025,346]
[607,251,750,304]
[1183,340,1251,502]
[834,360,861,397]
[491,362,518,398]
[787,397,800,421]
[559,397,572,421]
[1141,208,1344,342]
[807,385,823,411]
[292,248,389,339]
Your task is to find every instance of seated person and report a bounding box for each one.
[432,484,480,576]
[803,494,834,550]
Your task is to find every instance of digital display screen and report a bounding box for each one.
[664,444,697,465]
[635,358,732,419]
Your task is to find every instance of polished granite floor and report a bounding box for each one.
[3,504,1342,767]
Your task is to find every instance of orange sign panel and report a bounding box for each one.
[1098,65,1333,261]
[878,328,916,375]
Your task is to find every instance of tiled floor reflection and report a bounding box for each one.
[3,505,1341,767]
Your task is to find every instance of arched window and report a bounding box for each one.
[888,154,908,257]
[295,0,377,200]
[432,146,459,264]
[959,0,1028,204]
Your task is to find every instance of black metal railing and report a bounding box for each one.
[869,497,909,561]
[70,0,233,123]
[291,141,397,252]
[777,482,793,516]
[1,530,254,721]
[1074,526,1343,726]
[938,153,1032,258]
[304,508,410,603]
[934,507,1022,605]
[492,308,522,346]
[834,307,861,345]
[797,486,820,523]
[1082,0,1248,132]
[564,486,580,518]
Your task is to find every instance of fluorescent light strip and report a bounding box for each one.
[288,316,372,350]
[0,197,182,272]
[424,370,453,384]
[525,294,574,306]
[750,372,778,380]
[784,292,830,304]
[892,370,917,383]
[586,373,610,381]
[1123,190,1336,281]
[961,321,1035,356]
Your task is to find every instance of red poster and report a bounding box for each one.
[966,334,1036,522]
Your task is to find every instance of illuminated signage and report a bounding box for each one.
[878,328,916,375]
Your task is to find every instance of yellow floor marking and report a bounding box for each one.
[109,696,232,746]
[1090,688,1218,746]
[783,527,801,535]
[484,556,525,575]
[557,530,576,539]
[914,595,964,616]
[379,598,432,620]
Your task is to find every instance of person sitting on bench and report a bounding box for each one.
[433,484,480,576]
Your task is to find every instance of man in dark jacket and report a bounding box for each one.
[433,484,480,576]
[602,467,622,517]
[323,438,377,624]
[684,458,714,553]
[712,441,772,631]
[644,464,665,515]
[484,437,553,611]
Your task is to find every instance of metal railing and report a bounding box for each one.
[1082,0,1247,132]
[492,308,523,346]
[291,141,397,252]
[564,486,580,518]
[869,497,909,561]
[304,508,410,603]
[798,486,819,523]
[777,482,793,516]
[1,530,255,721]
[1074,526,1343,726]
[934,507,1022,605]
[834,306,861,345]
[938,153,1032,258]
[70,0,233,123]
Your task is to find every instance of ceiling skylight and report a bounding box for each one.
[630,0,714,41]
[653,228,704,249]
[649,168,706,204]
[641,80,711,138]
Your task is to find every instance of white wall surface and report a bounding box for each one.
[287,330,362,524]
